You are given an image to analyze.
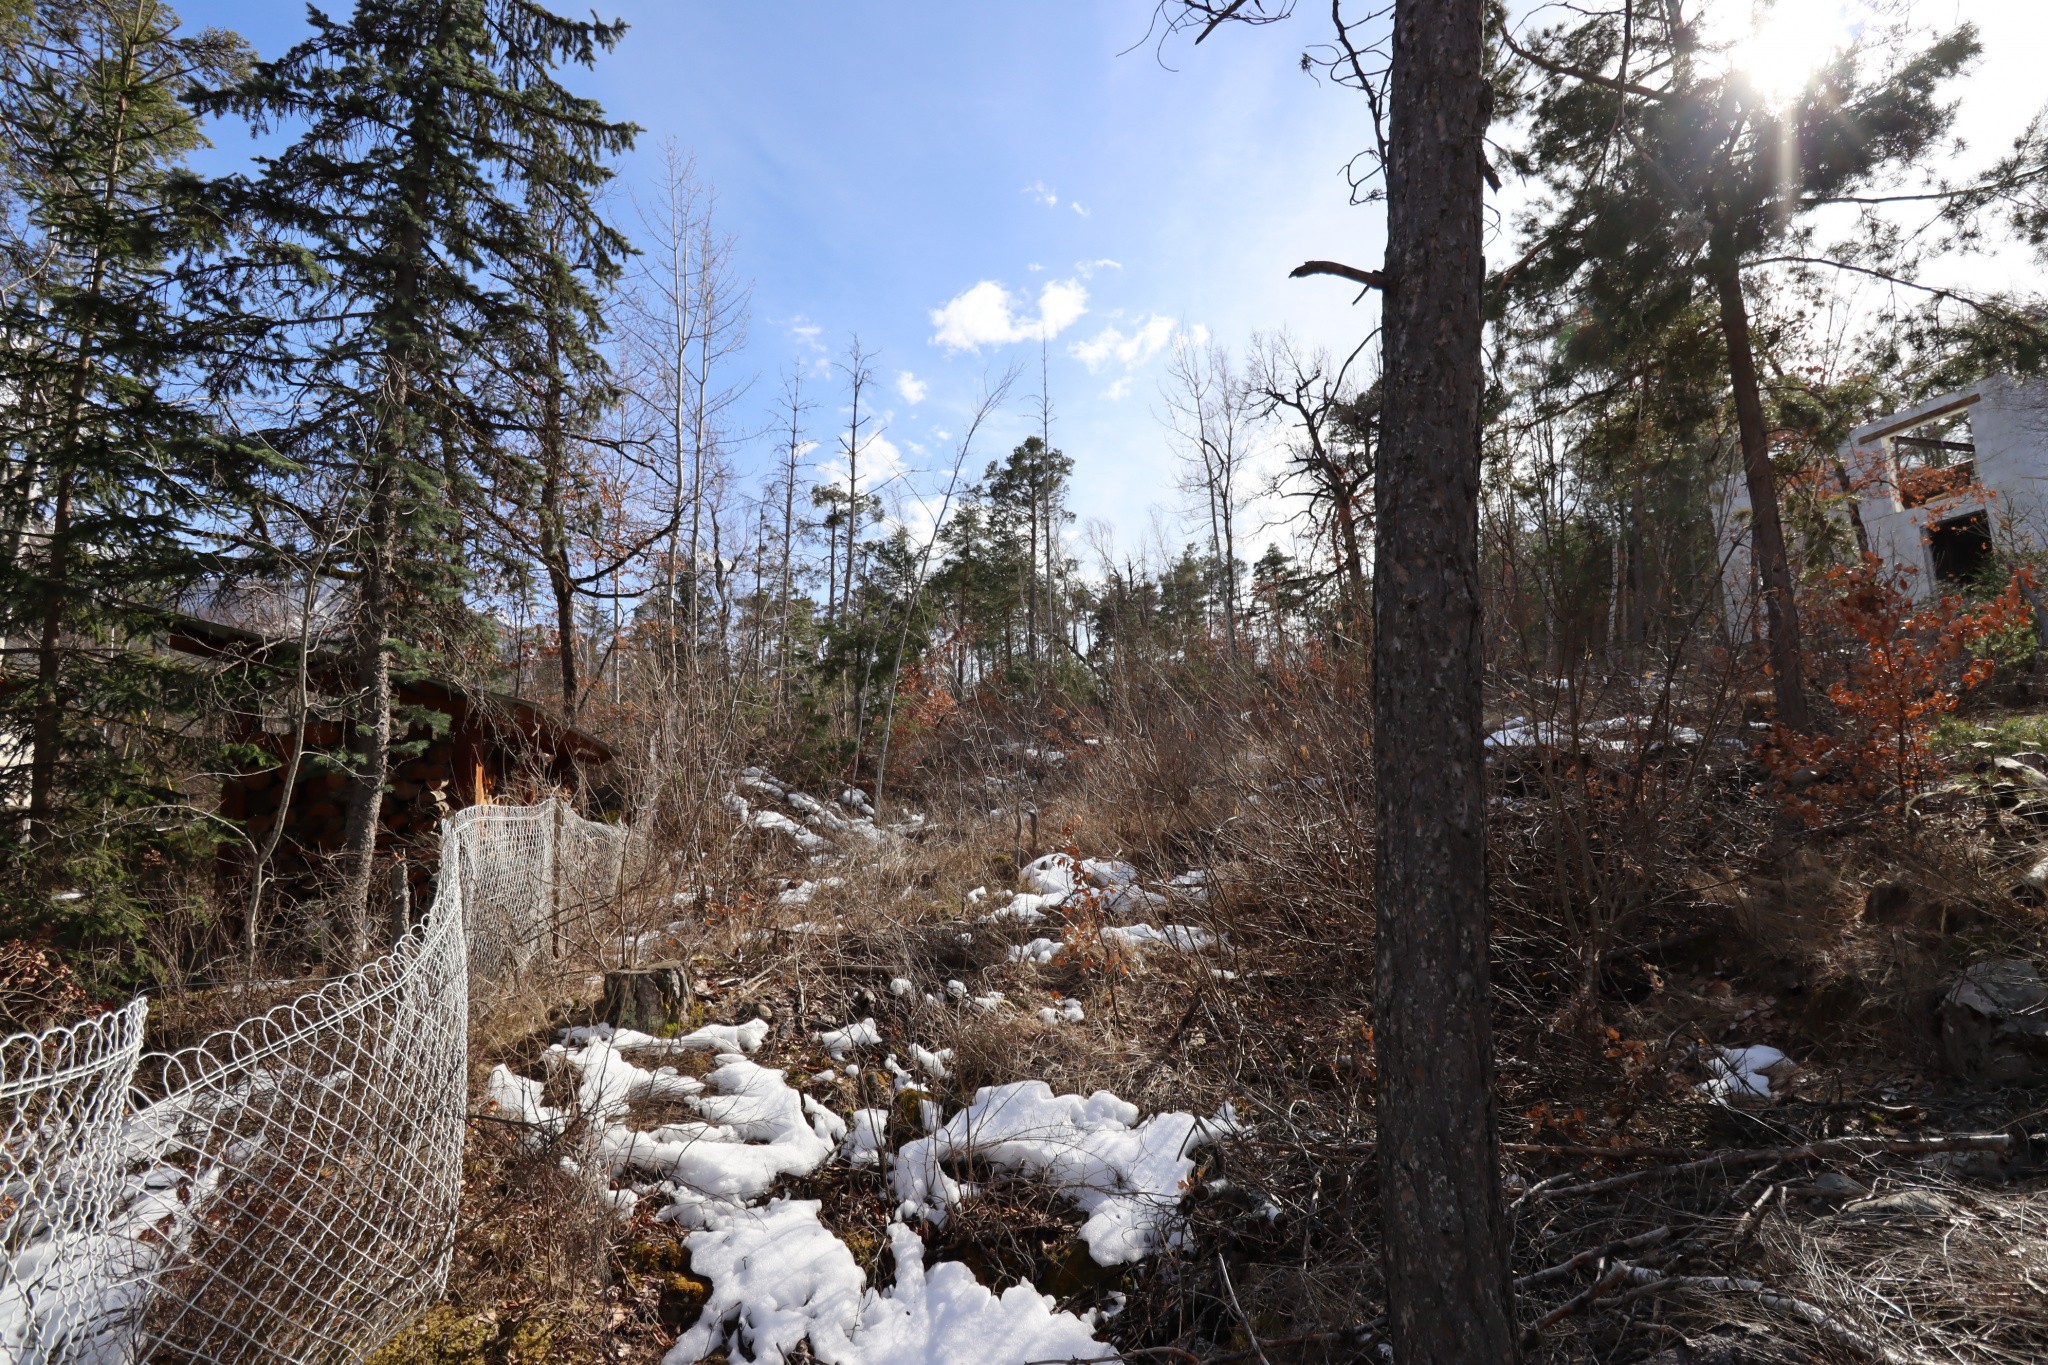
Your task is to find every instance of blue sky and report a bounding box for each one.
[182,1,1387,566]
[180,1,2048,569]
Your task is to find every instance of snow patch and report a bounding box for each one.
[1079,858,1137,889]
[1103,923,1216,953]
[889,1082,1238,1265]
[663,1201,1107,1365]
[816,1018,881,1060]
[1008,938,1061,966]
[1698,1045,1791,1100]
[1020,853,1078,897]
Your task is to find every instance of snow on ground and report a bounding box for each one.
[559,1018,770,1056]
[1020,853,1077,897]
[1698,1044,1792,1099]
[816,1018,881,1060]
[1079,858,1136,889]
[886,1082,1238,1266]
[1104,884,1171,918]
[729,769,916,861]
[1035,999,1085,1026]
[663,1201,1108,1365]
[613,1058,843,1227]
[502,1015,1228,1360]
[1103,923,1217,953]
[984,893,1057,923]
[640,770,1245,1359]
[1007,937,1061,965]
[748,808,832,853]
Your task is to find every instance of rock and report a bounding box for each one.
[1839,1188,1957,1223]
[2014,854,2048,901]
[1996,754,2048,791]
[1807,1171,1868,1200]
[1940,959,2048,1082]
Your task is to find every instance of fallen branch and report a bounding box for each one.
[1512,1225,1672,1291]
[1523,1261,1632,1340]
[1505,1141,1693,1160]
[1529,1133,2019,1200]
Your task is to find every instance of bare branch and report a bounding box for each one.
[1289,259,1387,290]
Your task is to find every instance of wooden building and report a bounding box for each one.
[167,615,612,891]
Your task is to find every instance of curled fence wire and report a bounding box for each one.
[1,1000,149,1364]
[0,797,628,1364]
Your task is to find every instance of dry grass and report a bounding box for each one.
[373,675,2048,1365]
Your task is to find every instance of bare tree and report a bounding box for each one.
[626,141,749,671]
[835,337,880,626]
[772,368,815,713]
[1162,334,1254,659]
[1248,330,1376,639]
[873,369,1016,818]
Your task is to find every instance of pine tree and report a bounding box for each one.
[480,180,641,721]
[199,0,634,957]
[0,0,252,899]
[1500,4,1983,727]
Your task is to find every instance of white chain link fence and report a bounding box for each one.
[0,797,629,1364]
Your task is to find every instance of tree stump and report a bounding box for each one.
[602,963,692,1035]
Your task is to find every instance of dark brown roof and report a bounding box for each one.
[163,613,613,765]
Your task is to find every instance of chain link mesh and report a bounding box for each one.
[1,999,149,1364]
[0,797,628,1364]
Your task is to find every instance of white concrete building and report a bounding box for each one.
[1720,373,2048,626]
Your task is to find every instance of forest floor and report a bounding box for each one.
[368,706,2048,1365]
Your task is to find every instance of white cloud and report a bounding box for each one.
[1103,377,1134,401]
[861,433,907,490]
[1023,180,1059,208]
[895,371,929,405]
[928,278,1089,352]
[1070,314,1176,373]
[1037,280,1088,336]
[809,432,905,493]
[1076,258,1122,278]
[786,314,825,354]
[1071,201,1090,217]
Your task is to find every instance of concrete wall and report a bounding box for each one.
[1718,374,2048,628]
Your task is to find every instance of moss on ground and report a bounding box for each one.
[1931,708,2048,756]
[364,1303,601,1365]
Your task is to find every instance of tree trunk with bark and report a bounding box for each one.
[1374,0,1519,1360]
[1712,260,1809,729]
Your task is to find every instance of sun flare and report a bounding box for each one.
[1727,0,1865,105]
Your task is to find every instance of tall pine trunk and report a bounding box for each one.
[1374,0,1517,1359]
[26,470,76,845]
[25,30,140,848]
[1712,262,1810,729]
